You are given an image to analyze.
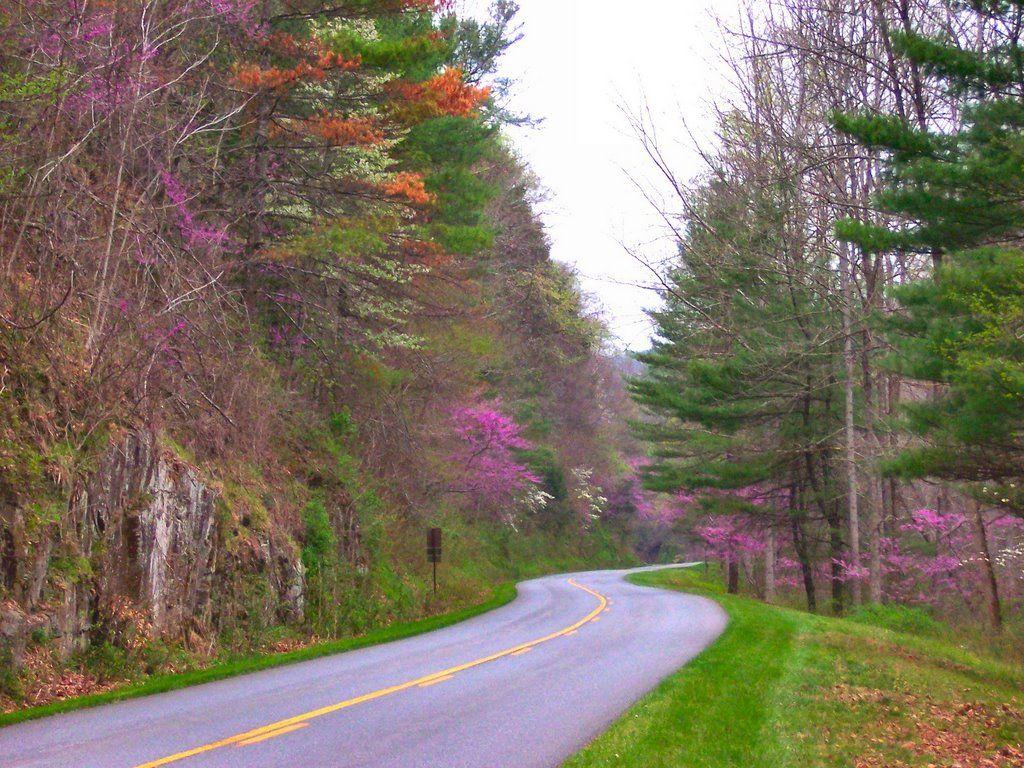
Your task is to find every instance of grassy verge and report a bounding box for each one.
[0,582,516,729]
[565,567,1024,768]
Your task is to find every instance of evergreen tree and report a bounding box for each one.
[836,0,1024,517]
[629,162,846,611]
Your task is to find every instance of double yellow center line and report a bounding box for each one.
[133,578,608,768]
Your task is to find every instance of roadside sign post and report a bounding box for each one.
[427,527,442,595]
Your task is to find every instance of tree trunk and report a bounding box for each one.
[727,558,740,594]
[764,523,776,603]
[840,241,862,605]
[790,510,817,613]
[868,476,884,603]
[881,361,901,601]
[803,448,843,614]
[971,502,1003,632]
[829,510,845,615]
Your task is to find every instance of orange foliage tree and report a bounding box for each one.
[389,68,491,121]
[383,172,435,206]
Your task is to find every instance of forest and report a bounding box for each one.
[0,0,639,708]
[629,0,1024,643]
[0,0,1022,751]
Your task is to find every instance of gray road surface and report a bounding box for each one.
[0,566,727,768]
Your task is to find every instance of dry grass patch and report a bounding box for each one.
[832,684,1024,768]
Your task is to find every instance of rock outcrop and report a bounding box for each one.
[0,431,304,664]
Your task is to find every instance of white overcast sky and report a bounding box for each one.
[458,0,745,349]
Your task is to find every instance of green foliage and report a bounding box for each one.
[521,446,567,501]
[326,24,447,78]
[880,247,1024,485]
[847,603,944,639]
[301,497,338,573]
[405,116,495,167]
[47,554,92,587]
[0,646,24,702]
[431,222,494,255]
[503,263,601,361]
[0,70,62,168]
[328,407,357,439]
[629,175,840,497]
[436,325,504,368]
[82,643,136,683]
[446,0,521,87]
[837,2,1024,512]
[428,167,494,225]
[836,13,1024,256]
[338,354,411,397]
[0,432,69,540]
[221,478,270,534]
[400,116,499,253]
[0,69,63,101]
[217,572,277,652]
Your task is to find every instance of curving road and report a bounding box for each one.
[0,566,727,768]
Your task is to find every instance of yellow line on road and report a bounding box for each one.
[133,578,607,768]
[417,674,453,688]
[511,647,532,656]
[236,722,308,747]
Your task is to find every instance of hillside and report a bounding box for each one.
[0,1,637,711]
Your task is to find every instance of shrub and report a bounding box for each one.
[0,646,24,701]
[301,497,337,573]
[848,603,945,638]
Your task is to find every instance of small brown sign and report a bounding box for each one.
[427,527,442,594]
[427,527,442,563]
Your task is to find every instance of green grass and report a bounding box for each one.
[565,567,1024,768]
[0,582,517,729]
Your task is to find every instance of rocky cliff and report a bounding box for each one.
[1,431,303,667]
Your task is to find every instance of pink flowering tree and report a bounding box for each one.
[694,516,766,560]
[160,171,232,250]
[885,508,979,607]
[674,483,788,596]
[448,401,541,523]
[694,510,772,594]
[877,507,1024,621]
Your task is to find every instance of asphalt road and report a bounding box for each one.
[0,566,727,768]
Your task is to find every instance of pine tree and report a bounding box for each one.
[629,165,846,612]
[836,1,1024,518]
